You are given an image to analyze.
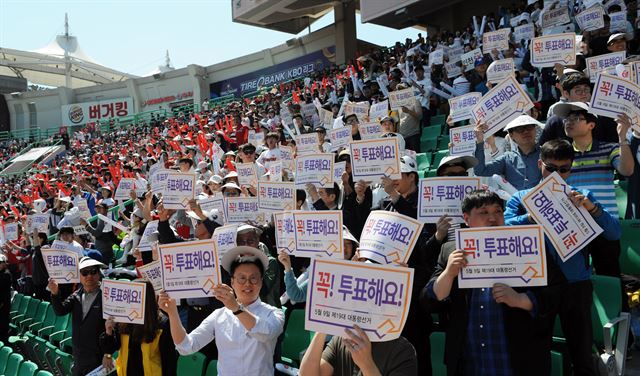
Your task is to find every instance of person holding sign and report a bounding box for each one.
[158,246,284,376]
[82,201,116,266]
[48,256,110,376]
[504,139,621,375]
[99,280,178,376]
[424,190,547,375]
[257,132,282,165]
[395,84,423,152]
[474,114,543,190]
[379,116,406,152]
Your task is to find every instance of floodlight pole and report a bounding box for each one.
[64,13,72,88]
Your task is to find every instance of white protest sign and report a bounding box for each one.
[428,49,444,66]
[248,130,266,147]
[328,126,352,151]
[449,125,477,156]
[461,49,483,71]
[150,168,170,194]
[291,211,343,258]
[522,172,604,261]
[75,199,92,220]
[418,177,481,223]
[513,23,535,42]
[482,28,511,54]
[211,224,238,259]
[114,178,137,201]
[486,58,515,84]
[4,223,18,241]
[333,161,347,184]
[582,0,602,8]
[97,214,130,233]
[264,161,283,182]
[27,214,49,233]
[456,225,547,288]
[389,88,416,111]
[159,239,222,299]
[236,163,258,189]
[41,248,79,283]
[198,196,226,224]
[349,138,401,181]
[358,122,383,140]
[609,11,627,33]
[301,102,317,120]
[541,6,571,29]
[85,364,113,376]
[369,100,389,122]
[273,212,295,254]
[445,45,465,63]
[225,196,265,224]
[73,225,89,236]
[575,5,605,31]
[449,93,482,123]
[138,220,159,252]
[586,51,626,82]
[294,153,334,188]
[305,259,413,342]
[102,279,146,324]
[530,33,576,67]
[257,181,296,212]
[319,108,334,127]
[295,133,321,154]
[137,260,163,293]
[345,102,370,122]
[445,62,463,78]
[162,172,196,210]
[279,145,295,171]
[471,76,534,137]
[589,73,640,132]
[359,211,423,265]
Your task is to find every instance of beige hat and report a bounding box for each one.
[503,114,544,132]
[221,246,269,273]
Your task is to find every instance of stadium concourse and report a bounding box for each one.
[1,0,640,375]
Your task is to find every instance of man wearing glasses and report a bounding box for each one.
[504,139,621,375]
[48,256,110,376]
[474,114,543,190]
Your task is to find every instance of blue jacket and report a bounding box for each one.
[505,187,620,283]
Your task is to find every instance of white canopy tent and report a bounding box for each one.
[0,14,136,89]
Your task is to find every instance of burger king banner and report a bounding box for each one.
[61,97,133,125]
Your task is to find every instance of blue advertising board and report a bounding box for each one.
[209,47,335,98]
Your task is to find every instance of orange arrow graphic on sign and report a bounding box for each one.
[377,318,400,334]
[128,310,142,321]
[202,278,216,293]
[66,272,76,281]
[326,243,337,256]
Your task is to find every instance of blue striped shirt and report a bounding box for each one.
[567,140,620,217]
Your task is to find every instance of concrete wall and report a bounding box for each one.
[3,25,336,132]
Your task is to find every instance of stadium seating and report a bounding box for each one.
[0,346,13,374]
[204,359,218,376]
[619,220,640,276]
[177,352,207,376]
[280,308,313,366]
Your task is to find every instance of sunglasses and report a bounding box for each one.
[542,162,572,174]
[80,268,99,276]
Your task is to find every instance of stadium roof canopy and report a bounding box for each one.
[0,15,136,89]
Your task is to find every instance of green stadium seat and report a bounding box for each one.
[281,309,313,366]
[430,332,446,376]
[177,352,207,376]
[620,220,640,275]
[591,274,629,375]
[5,353,24,376]
[17,301,49,335]
[415,153,430,171]
[421,127,440,140]
[551,351,563,376]
[204,359,218,376]
[28,304,56,335]
[426,169,438,178]
[420,138,438,152]
[10,295,29,321]
[36,371,54,376]
[12,298,39,334]
[0,346,13,374]
[437,135,450,150]
[17,360,38,376]
[54,348,73,376]
[615,180,627,219]
[10,294,24,317]
[431,150,449,169]
[430,114,446,127]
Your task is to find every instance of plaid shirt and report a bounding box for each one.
[463,288,512,376]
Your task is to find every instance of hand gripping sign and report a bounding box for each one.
[486,58,515,84]
[224,196,265,224]
[295,153,334,189]
[448,92,482,123]
[418,177,481,223]
[257,181,296,212]
[530,33,577,68]
[522,172,604,261]
[138,220,159,252]
[27,214,49,233]
[291,211,343,258]
[456,225,548,288]
[585,52,626,82]
[305,258,414,342]
[359,211,423,265]
[389,88,416,110]
[159,239,222,299]
[471,76,534,138]
[328,126,353,151]
[114,178,137,201]
[237,163,259,189]
[41,248,80,284]
[349,138,401,181]
[482,28,511,54]
[589,73,640,133]
[449,125,478,157]
[102,279,146,324]
[162,172,196,210]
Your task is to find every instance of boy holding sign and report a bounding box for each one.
[424,190,547,375]
[504,139,621,375]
